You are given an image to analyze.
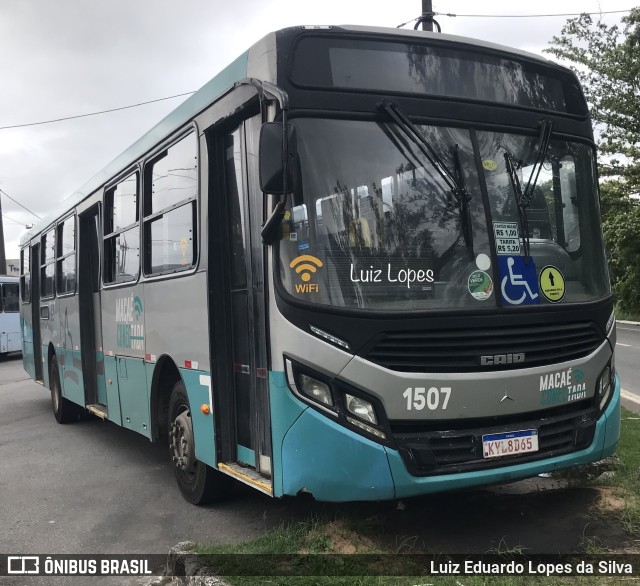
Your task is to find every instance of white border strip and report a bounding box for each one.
[621,389,640,406]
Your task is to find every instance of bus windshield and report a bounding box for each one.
[277,117,610,311]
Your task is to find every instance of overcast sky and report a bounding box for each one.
[0,0,633,258]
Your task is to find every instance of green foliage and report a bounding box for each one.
[546,11,640,312]
[547,9,640,186]
[601,181,640,314]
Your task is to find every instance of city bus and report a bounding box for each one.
[19,25,619,505]
[0,275,21,356]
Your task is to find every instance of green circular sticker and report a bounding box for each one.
[468,270,493,301]
[539,265,565,302]
[482,159,497,171]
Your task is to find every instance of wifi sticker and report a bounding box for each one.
[289,255,323,293]
[133,296,144,320]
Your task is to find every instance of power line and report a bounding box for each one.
[438,9,633,18]
[0,91,195,131]
[3,213,26,225]
[397,8,633,27]
[0,189,41,220]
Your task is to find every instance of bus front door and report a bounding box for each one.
[209,114,271,481]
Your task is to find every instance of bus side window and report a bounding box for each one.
[143,132,198,275]
[104,173,140,284]
[20,247,30,303]
[40,229,55,299]
[57,216,76,294]
[3,284,19,312]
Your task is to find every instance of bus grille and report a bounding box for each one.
[392,404,598,476]
[363,321,602,373]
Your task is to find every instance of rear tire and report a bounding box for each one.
[50,360,80,424]
[168,380,233,505]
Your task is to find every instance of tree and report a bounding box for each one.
[600,181,640,314]
[547,9,640,186]
[547,10,640,314]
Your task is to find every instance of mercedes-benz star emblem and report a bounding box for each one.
[500,387,514,403]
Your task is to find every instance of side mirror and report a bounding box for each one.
[259,122,297,195]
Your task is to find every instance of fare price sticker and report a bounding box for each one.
[493,222,520,255]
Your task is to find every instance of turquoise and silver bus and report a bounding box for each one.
[19,25,619,504]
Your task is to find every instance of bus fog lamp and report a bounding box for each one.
[345,394,377,424]
[299,374,333,407]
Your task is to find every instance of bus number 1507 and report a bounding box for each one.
[403,387,452,411]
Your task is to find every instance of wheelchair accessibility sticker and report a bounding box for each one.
[498,256,540,305]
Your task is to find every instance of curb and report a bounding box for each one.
[617,320,640,326]
[134,542,231,586]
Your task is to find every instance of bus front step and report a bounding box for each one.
[86,404,108,419]
[218,462,273,496]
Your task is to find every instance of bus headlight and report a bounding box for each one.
[345,394,378,424]
[285,358,336,415]
[597,364,614,411]
[299,374,334,407]
[284,357,389,442]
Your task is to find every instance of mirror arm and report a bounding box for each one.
[261,198,286,244]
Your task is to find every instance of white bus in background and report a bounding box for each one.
[0,276,21,355]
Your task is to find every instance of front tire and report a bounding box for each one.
[50,360,80,424]
[168,380,233,505]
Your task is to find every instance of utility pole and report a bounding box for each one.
[422,0,434,31]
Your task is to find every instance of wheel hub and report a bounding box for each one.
[170,410,196,473]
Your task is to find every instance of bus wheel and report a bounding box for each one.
[50,360,79,424]
[168,381,232,505]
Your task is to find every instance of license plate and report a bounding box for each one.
[482,429,539,459]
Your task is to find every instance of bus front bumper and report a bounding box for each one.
[274,373,621,501]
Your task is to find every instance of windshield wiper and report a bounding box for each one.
[380,100,474,257]
[503,151,531,261]
[452,144,474,258]
[502,119,553,263]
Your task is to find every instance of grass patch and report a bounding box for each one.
[615,306,640,322]
[193,518,634,585]
[614,408,640,485]
[605,408,640,537]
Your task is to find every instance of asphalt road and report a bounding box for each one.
[0,355,287,585]
[615,321,640,416]
[616,322,640,395]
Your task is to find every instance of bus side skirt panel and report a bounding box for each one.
[179,367,217,469]
[41,345,50,388]
[60,347,85,406]
[269,371,308,498]
[104,355,123,425]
